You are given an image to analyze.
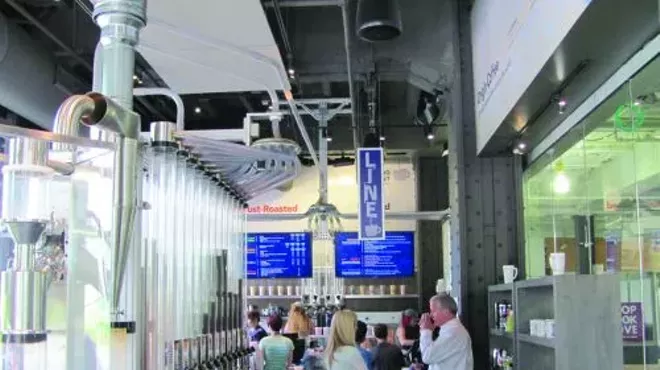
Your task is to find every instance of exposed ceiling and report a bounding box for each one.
[0,0,456,156]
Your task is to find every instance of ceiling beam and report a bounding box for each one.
[263,0,342,8]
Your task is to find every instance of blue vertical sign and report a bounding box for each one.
[357,147,385,240]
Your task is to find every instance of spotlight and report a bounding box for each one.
[194,106,202,114]
[326,137,333,142]
[427,133,435,141]
[288,68,295,75]
[513,141,528,155]
[557,97,567,114]
[379,135,386,142]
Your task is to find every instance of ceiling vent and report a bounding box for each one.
[356,0,403,42]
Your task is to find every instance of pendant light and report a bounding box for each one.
[356,0,403,42]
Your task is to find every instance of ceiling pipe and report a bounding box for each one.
[144,18,319,166]
[133,88,185,131]
[0,12,66,128]
[341,0,360,152]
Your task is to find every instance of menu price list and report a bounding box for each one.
[246,232,313,279]
[335,231,415,278]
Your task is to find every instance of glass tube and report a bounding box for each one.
[143,147,157,369]
[174,152,188,344]
[2,165,54,220]
[183,157,195,359]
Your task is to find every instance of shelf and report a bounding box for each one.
[247,296,300,300]
[515,276,556,289]
[490,329,513,339]
[344,294,419,299]
[488,283,514,293]
[518,333,555,348]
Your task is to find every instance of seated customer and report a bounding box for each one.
[259,315,294,370]
[372,324,405,370]
[247,310,268,344]
[355,320,373,370]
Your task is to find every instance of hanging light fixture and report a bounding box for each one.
[356,0,403,42]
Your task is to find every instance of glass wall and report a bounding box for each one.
[524,56,660,366]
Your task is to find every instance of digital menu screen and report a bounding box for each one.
[334,231,415,278]
[246,232,313,279]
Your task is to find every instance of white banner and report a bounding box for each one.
[471,0,591,153]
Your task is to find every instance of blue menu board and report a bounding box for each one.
[246,232,313,279]
[334,231,415,278]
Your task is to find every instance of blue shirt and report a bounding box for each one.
[358,347,373,370]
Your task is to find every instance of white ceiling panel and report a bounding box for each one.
[138,0,290,94]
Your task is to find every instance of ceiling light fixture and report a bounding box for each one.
[512,141,528,155]
[194,106,202,114]
[379,135,386,141]
[326,137,333,142]
[557,97,567,114]
[427,133,435,141]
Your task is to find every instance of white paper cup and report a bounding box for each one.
[545,319,555,338]
[549,252,566,275]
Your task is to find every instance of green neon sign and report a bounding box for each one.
[614,104,645,132]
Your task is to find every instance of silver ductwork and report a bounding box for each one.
[91,0,146,314]
[0,12,67,128]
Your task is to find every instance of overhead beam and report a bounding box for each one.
[263,0,342,7]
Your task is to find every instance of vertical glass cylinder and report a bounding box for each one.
[1,138,53,221]
[174,152,188,343]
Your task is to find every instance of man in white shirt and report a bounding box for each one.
[419,294,473,370]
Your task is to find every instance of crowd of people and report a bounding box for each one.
[247,293,473,370]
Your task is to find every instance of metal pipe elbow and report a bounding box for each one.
[52,95,97,152]
[83,93,140,139]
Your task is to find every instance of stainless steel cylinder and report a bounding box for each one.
[7,138,48,167]
[150,121,177,144]
[0,270,47,333]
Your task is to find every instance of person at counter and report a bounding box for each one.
[247,310,268,344]
[324,310,368,370]
[284,302,314,337]
[371,324,406,370]
[396,309,420,348]
[419,294,473,370]
[355,320,373,370]
[259,315,295,370]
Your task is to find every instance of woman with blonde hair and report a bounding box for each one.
[284,302,314,337]
[324,309,368,370]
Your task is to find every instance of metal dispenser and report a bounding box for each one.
[0,138,54,369]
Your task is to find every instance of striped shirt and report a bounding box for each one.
[259,334,294,370]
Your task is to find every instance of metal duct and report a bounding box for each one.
[356,0,403,42]
[0,12,67,128]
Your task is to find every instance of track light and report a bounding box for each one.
[555,96,567,114]
[512,141,527,155]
